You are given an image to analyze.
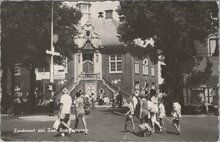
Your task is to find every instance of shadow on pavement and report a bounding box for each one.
[166,130,178,135]
[99,108,129,115]
[1,131,26,141]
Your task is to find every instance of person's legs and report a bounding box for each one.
[82,115,88,134]
[49,102,54,116]
[151,113,155,132]
[74,115,79,129]
[122,116,130,132]
[159,118,165,130]
[173,119,180,134]
[161,118,166,130]
[130,116,135,132]
[154,119,162,131]
[60,114,73,135]
[176,120,181,133]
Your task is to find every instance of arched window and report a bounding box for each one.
[134,56,139,74]
[142,57,149,75]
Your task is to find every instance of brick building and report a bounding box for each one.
[9,2,159,102]
[55,2,159,99]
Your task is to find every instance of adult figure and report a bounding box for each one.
[48,83,56,116]
[14,91,23,115]
[57,88,73,136]
[90,92,96,109]
[112,91,118,108]
[74,90,88,134]
[117,91,123,108]
[99,89,104,105]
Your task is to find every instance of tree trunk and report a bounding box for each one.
[1,65,9,112]
[29,63,36,112]
[10,64,15,97]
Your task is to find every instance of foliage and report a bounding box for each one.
[1,1,81,110]
[1,1,81,66]
[188,57,213,85]
[117,1,218,100]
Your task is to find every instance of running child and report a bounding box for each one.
[158,99,166,131]
[171,99,181,135]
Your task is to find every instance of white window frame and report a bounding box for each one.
[208,38,218,56]
[135,81,140,91]
[142,57,149,75]
[151,64,155,76]
[134,56,139,74]
[109,54,122,73]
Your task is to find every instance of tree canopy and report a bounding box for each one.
[117,1,218,100]
[1,1,82,67]
[1,1,82,111]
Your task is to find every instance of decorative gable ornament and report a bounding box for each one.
[74,21,102,49]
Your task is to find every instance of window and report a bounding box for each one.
[142,58,149,75]
[15,63,21,76]
[134,57,139,74]
[109,54,122,73]
[15,82,21,91]
[189,87,214,105]
[152,82,156,89]
[209,38,219,56]
[151,64,155,76]
[135,81,140,91]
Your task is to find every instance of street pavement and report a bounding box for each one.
[1,107,219,141]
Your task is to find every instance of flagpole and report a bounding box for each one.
[50,1,54,83]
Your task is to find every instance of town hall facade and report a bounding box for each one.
[56,2,159,99]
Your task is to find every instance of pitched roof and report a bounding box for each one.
[91,18,124,47]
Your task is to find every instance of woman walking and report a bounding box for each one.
[74,92,88,134]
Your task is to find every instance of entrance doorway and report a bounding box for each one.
[83,53,94,73]
[85,83,97,98]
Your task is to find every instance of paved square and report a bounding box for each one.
[1,108,219,141]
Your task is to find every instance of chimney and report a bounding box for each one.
[105,10,113,19]
[76,2,91,25]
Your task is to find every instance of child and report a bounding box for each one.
[171,100,181,135]
[158,99,166,131]
[121,97,135,133]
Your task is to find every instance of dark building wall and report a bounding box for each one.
[6,67,31,96]
[102,48,158,96]
[102,49,133,95]
[102,52,124,90]
[20,67,31,95]
[132,55,158,91]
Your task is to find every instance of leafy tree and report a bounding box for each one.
[117,1,218,105]
[1,1,81,111]
[188,57,213,85]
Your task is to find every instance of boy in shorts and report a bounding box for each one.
[121,97,135,133]
[171,100,181,135]
[158,99,166,131]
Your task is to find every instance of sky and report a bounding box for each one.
[63,1,120,21]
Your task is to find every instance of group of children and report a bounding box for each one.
[122,89,182,136]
